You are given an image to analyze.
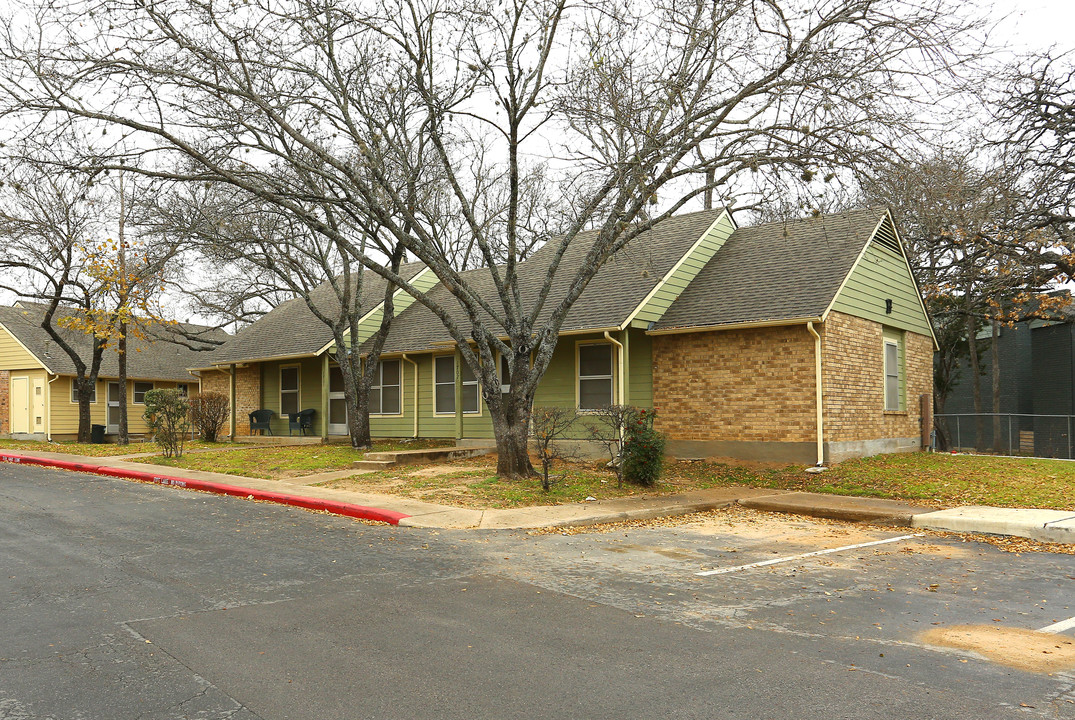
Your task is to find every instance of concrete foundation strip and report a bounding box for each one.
[696,534,921,576]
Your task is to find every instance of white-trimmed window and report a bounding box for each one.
[578,343,614,410]
[176,383,189,398]
[133,381,154,404]
[280,366,300,415]
[370,359,402,415]
[884,340,900,411]
[434,355,479,414]
[71,379,96,404]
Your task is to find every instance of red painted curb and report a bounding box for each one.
[0,452,410,525]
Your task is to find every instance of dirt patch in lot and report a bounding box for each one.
[686,507,886,549]
[408,465,473,478]
[920,625,1075,673]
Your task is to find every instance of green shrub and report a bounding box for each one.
[143,389,191,458]
[622,407,665,486]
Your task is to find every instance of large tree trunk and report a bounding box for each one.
[346,389,373,450]
[77,387,92,443]
[933,389,949,451]
[488,386,536,480]
[965,315,985,451]
[991,318,1002,453]
[118,322,129,445]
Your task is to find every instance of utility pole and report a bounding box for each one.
[117,172,129,445]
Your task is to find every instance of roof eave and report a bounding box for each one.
[647,316,824,336]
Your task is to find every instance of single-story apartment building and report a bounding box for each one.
[194,206,936,464]
[0,302,227,440]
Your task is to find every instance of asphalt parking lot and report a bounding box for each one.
[2,463,1074,719]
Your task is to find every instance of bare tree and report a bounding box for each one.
[998,55,1075,243]
[860,149,1070,450]
[530,405,577,492]
[0,155,110,441]
[154,183,409,449]
[586,404,638,488]
[0,0,985,477]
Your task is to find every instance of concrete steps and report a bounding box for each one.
[352,445,492,471]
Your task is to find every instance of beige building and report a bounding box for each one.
[0,302,227,441]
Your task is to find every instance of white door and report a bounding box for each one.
[327,365,348,435]
[10,377,29,434]
[31,378,45,432]
[106,382,121,433]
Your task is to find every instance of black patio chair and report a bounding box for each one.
[289,408,316,436]
[249,409,275,436]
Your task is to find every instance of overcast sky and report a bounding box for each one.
[992,0,1075,54]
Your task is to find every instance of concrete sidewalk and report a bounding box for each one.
[1,449,1073,542]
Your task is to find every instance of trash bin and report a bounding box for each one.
[90,424,106,444]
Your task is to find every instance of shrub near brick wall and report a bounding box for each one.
[197,365,262,437]
[652,325,817,443]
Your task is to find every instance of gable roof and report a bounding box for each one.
[198,261,428,366]
[367,209,728,354]
[0,303,228,380]
[651,207,887,332]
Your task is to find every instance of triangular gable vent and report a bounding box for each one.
[872,215,901,254]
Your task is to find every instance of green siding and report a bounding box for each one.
[630,210,736,327]
[369,353,494,439]
[259,357,325,435]
[830,238,933,338]
[882,326,906,412]
[354,268,439,345]
[261,327,655,441]
[371,329,654,441]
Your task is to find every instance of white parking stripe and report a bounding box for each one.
[1039,617,1075,634]
[696,534,920,576]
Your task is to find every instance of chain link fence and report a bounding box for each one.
[934,413,1075,459]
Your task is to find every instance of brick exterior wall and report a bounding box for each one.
[651,313,933,452]
[0,370,8,434]
[652,325,818,443]
[198,365,261,437]
[822,311,932,443]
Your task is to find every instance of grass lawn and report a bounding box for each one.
[0,438,230,457]
[675,452,1075,511]
[319,451,1075,511]
[132,439,451,480]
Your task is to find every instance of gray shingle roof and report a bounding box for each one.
[652,207,886,331]
[0,303,229,380]
[198,261,428,366]
[368,209,727,354]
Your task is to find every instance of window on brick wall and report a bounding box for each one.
[884,340,900,411]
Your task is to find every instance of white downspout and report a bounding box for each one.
[806,322,824,467]
[402,353,419,438]
[603,331,625,406]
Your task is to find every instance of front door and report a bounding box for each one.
[327,365,348,435]
[31,378,45,433]
[106,382,121,433]
[10,376,29,434]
